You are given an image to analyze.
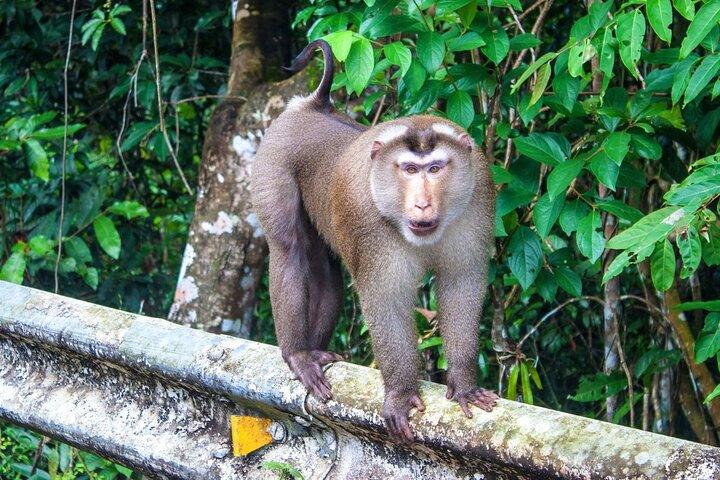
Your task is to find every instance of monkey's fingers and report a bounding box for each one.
[458,398,473,418]
[311,350,344,365]
[445,385,455,400]
[410,394,426,412]
[387,415,414,443]
[468,389,499,412]
[299,363,333,401]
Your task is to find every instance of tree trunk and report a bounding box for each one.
[168,1,299,336]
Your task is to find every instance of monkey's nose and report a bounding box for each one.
[414,201,431,211]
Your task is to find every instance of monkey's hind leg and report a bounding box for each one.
[256,172,342,401]
[307,240,343,352]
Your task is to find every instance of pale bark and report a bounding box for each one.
[169,1,298,335]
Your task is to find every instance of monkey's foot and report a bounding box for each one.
[446,385,499,418]
[287,350,343,402]
[383,390,426,443]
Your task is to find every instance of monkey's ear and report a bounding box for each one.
[370,140,384,160]
[458,133,474,151]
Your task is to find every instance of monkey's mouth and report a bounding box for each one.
[408,219,439,236]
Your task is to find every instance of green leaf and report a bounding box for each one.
[555,266,582,297]
[83,267,99,290]
[673,0,695,20]
[23,139,49,182]
[520,361,533,404]
[110,17,126,35]
[594,198,644,223]
[547,157,585,200]
[680,0,720,58]
[631,133,663,160]
[363,14,425,38]
[511,52,558,94]
[0,252,26,284]
[93,215,121,260]
[678,225,701,278]
[603,250,631,283]
[383,42,412,77]
[508,226,543,290]
[419,336,443,350]
[535,269,558,302]
[346,37,374,96]
[552,71,581,113]
[108,200,149,220]
[404,59,427,93]
[111,5,132,16]
[672,55,697,104]
[405,80,442,114]
[570,372,627,402]
[30,124,84,140]
[81,18,102,46]
[588,152,619,190]
[602,131,631,165]
[28,236,53,256]
[480,27,510,65]
[120,122,155,151]
[568,40,596,77]
[651,239,675,291]
[665,182,720,206]
[262,461,303,480]
[674,300,720,312]
[617,10,646,79]
[529,62,551,107]
[533,193,565,238]
[598,26,616,91]
[559,200,590,235]
[509,33,541,51]
[458,0,478,27]
[91,23,106,51]
[703,224,720,266]
[417,31,446,72]
[576,210,605,263]
[446,90,474,128]
[324,30,356,62]
[507,364,520,400]
[65,237,92,264]
[606,206,683,250]
[705,384,720,404]
[647,0,673,43]
[447,31,485,51]
[695,313,720,363]
[514,133,567,166]
[684,53,720,105]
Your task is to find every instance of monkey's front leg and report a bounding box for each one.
[357,266,425,443]
[435,267,499,417]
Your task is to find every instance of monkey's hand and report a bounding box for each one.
[287,350,343,402]
[383,390,426,443]
[446,381,499,418]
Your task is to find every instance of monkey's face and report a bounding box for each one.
[369,123,477,246]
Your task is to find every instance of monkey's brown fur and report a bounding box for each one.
[251,40,497,442]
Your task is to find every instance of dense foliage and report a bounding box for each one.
[2,0,720,478]
[301,0,720,426]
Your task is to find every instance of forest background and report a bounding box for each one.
[1,0,720,478]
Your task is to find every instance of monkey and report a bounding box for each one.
[250,39,498,442]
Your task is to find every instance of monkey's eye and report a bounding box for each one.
[405,165,419,174]
[428,164,441,174]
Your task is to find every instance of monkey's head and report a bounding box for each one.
[369,121,478,246]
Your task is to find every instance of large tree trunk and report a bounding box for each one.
[168,1,301,336]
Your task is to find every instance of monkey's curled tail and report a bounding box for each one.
[287,39,334,111]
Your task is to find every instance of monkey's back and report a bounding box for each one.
[251,102,366,252]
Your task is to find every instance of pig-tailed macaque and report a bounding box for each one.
[251,39,497,442]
